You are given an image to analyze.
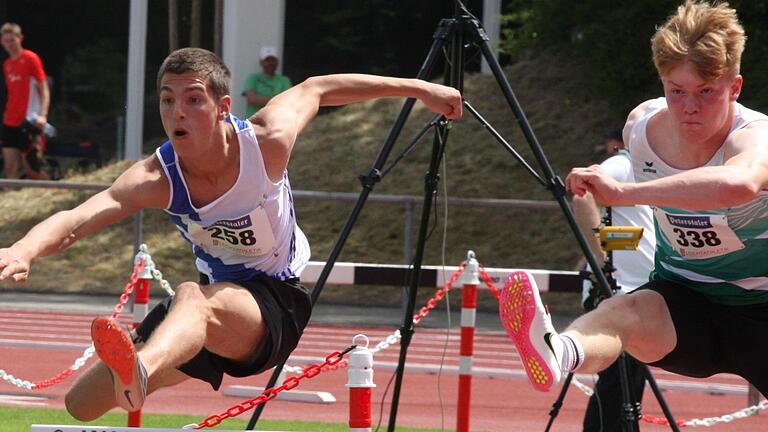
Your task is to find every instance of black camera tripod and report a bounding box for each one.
[545,206,680,432]
[247,2,678,431]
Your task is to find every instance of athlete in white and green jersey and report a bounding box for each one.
[629,97,768,306]
[502,1,768,399]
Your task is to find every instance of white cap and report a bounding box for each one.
[259,46,279,60]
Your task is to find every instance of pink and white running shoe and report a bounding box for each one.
[499,270,563,392]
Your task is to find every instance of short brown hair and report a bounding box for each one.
[1,23,22,37]
[156,48,230,100]
[651,1,745,81]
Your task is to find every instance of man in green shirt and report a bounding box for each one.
[242,46,292,117]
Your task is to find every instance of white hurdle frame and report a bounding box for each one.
[299,260,582,293]
[222,260,582,405]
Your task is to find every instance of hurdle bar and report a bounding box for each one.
[299,261,582,292]
[223,261,581,405]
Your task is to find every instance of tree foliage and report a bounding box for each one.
[500,0,768,114]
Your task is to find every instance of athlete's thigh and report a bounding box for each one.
[619,289,676,363]
[200,282,267,361]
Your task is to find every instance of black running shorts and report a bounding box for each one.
[635,279,768,397]
[1,125,31,150]
[136,273,312,390]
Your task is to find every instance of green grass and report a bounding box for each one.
[3,406,443,431]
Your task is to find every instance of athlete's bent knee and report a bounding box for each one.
[612,291,674,360]
[173,281,203,298]
[598,294,643,325]
[171,281,213,321]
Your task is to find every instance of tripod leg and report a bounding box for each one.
[386,19,463,432]
[642,364,682,432]
[617,353,640,432]
[472,30,613,298]
[244,19,457,431]
[387,122,451,432]
[466,17,646,432]
[545,372,575,432]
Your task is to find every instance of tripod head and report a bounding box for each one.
[583,206,644,311]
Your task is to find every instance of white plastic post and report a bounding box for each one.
[347,334,375,432]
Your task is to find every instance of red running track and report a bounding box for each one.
[0,308,764,431]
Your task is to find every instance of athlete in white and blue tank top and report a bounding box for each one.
[629,98,768,305]
[0,45,465,418]
[156,114,310,283]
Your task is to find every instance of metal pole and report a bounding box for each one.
[213,0,223,56]
[168,0,178,52]
[133,210,144,256]
[403,202,414,264]
[125,0,148,161]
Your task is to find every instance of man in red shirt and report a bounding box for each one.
[1,22,50,179]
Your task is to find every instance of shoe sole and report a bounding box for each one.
[499,271,556,392]
[91,317,136,386]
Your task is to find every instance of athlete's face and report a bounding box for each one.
[661,62,742,145]
[158,72,231,155]
[0,32,22,57]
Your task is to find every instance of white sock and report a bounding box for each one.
[559,334,585,372]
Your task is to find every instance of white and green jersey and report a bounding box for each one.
[629,98,768,305]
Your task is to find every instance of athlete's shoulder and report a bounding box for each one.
[625,99,662,127]
[624,99,664,146]
[110,154,170,210]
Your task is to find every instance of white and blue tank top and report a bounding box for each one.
[155,115,310,283]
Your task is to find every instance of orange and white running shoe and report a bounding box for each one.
[91,316,148,411]
[499,271,563,392]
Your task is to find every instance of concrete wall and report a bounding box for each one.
[481,0,501,74]
[222,0,286,119]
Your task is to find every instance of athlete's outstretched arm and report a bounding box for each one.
[0,157,168,282]
[251,74,462,181]
[567,122,768,210]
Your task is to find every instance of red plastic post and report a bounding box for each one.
[457,282,477,432]
[127,273,152,427]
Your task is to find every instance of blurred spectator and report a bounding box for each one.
[1,22,50,179]
[242,46,291,117]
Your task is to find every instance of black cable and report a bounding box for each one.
[374,369,398,432]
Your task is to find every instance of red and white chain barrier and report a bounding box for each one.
[642,400,768,428]
[7,245,764,430]
[0,257,147,390]
[183,347,355,430]
[185,261,472,429]
[0,244,175,392]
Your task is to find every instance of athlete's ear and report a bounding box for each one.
[218,95,232,120]
[730,75,743,101]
